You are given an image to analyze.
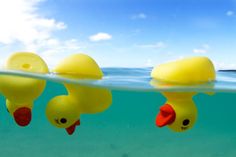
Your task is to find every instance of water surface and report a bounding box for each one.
[0,68,235,157]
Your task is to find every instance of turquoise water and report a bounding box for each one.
[0,68,236,157]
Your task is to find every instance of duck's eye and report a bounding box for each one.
[6,108,9,113]
[182,119,190,126]
[60,118,67,124]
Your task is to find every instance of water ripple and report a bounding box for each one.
[0,68,236,92]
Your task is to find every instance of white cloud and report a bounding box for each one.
[145,59,153,67]
[40,39,84,56]
[0,0,86,68]
[89,32,112,42]
[193,44,210,54]
[213,61,236,70]
[202,44,210,49]
[193,18,218,29]
[137,42,167,49]
[0,0,66,46]
[131,13,147,20]
[193,49,207,54]
[39,39,86,67]
[226,10,234,16]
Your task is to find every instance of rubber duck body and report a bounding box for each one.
[0,52,49,126]
[46,54,112,135]
[151,57,215,132]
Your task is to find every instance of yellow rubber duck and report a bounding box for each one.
[0,52,49,126]
[46,54,112,135]
[151,56,215,132]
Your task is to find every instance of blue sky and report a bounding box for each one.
[0,0,236,69]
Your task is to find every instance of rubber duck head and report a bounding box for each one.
[156,93,197,132]
[46,95,81,135]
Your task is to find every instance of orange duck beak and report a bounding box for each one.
[66,120,81,135]
[156,104,176,127]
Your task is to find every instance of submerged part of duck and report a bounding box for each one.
[0,52,49,126]
[46,54,112,135]
[151,56,216,132]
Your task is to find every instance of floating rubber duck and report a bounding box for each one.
[0,52,49,126]
[46,54,112,135]
[150,56,216,132]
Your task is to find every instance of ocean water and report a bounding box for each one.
[0,68,236,157]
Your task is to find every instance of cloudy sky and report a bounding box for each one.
[0,0,236,69]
